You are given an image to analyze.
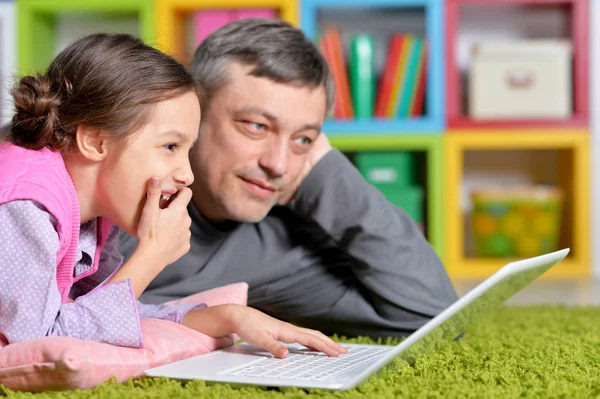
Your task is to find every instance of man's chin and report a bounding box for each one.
[228,204,272,223]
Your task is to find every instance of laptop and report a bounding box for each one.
[144,248,569,391]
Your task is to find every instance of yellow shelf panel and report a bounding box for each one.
[446,129,589,148]
[443,131,591,279]
[155,0,298,63]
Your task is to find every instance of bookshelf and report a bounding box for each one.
[4,0,590,279]
[0,1,16,126]
[301,0,590,278]
[16,0,155,75]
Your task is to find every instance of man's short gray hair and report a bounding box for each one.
[189,18,335,116]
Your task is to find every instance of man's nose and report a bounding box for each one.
[258,138,288,177]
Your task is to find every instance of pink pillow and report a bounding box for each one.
[0,282,248,392]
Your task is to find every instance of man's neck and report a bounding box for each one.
[189,197,239,233]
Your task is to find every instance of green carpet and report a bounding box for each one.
[2,306,599,398]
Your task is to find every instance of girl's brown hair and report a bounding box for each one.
[8,33,202,152]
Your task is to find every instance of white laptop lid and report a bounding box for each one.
[347,248,570,389]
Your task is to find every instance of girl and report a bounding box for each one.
[0,33,345,360]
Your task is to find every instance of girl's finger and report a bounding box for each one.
[279,329,343,357]
[250,333,289,359]
[166,187,193,209]
[137,177,162,233]
[296,327,348,355]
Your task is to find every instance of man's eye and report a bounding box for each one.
[295,136,313,146]
[246,122,266,131]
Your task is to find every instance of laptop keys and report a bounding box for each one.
[221,346,389,381]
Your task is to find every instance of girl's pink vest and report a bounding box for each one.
[0,143,112,303]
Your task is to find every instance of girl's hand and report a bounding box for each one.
[229,306,347,359]
[136,176,193,267]
[183,304,348,359]
[108,177,193,298]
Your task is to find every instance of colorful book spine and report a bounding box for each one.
[387,35,413,117]
[374,35,405,118]
[350,34,376,119]
[411,40,428,117]
[397,36,422,117]
[321,26,354,119]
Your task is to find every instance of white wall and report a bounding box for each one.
[590,0,600,279]
[0,2,16,126]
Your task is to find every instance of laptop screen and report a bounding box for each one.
[395,253,564,365]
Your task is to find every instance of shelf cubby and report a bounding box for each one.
[302,0,444,135]
[445,0,588,129]
[444,130,590,278]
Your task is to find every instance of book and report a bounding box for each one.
[375,35,405,118]
[387,35,413,117]
[411,40,428,117]
[397,36,422,117]
[350,34,376,119]
[321,26,354,119]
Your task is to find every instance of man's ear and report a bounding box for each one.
[75,125,109,162]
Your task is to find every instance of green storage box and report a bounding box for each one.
[355,152,416,195]
[386,186,424,225]
[470,186,563,258]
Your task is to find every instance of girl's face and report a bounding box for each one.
[97,91,201,236]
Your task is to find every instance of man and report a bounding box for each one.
[120,18,458,339]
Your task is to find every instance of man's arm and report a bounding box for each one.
[290,148,459,331]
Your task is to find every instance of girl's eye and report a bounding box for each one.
[165,143,177,151]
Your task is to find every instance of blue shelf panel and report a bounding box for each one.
[323,117,443,135]
[301,0,445,134]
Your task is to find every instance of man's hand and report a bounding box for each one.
[278,132,332,205]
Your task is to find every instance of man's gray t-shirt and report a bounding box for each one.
[120,149,458,338]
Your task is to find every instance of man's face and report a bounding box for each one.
[190,62,326,223]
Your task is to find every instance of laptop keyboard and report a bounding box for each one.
[220,346,390,381]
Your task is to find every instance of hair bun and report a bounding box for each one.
[10,75,65,150]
